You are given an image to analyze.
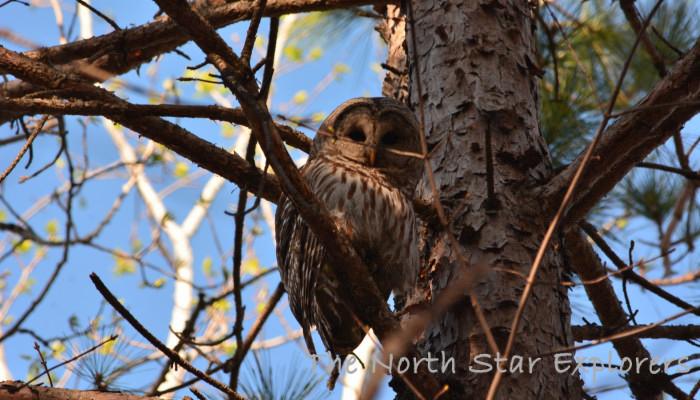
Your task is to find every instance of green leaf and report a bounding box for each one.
[221,123,236,138]
[99,337,117,355]
[311,112,326,123]
[333,63,350,75]
[242,258,260,275]
[202,256,215,278]
[153,278,166,288]
[173,161,189,178]
[113,251,136,276]
[45,219,59,238]
[131,238,143,253]
[211,299,230,313]
[292,90,308,104]
[14,240,32,254]
[50,341,66,358]
[284,45,304,62]
[307,47,323,61]
[222,341,237,356]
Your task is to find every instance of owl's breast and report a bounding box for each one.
[302,156,418,294]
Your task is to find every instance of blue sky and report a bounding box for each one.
[1,1,699,399]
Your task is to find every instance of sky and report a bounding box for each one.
[0,1,699,400]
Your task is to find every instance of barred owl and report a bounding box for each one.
[275,97,423,372]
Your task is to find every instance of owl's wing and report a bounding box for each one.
[275,194,321,355]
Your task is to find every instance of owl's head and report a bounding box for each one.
[312,97,423,194]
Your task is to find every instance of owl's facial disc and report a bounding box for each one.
[313,97,423,193]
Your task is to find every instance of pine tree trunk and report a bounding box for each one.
[381,1,583,398]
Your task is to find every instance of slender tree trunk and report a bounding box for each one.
[381,1,583,398]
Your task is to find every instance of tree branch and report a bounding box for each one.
[573,324,700,341]
[0,0,390,124]
[0,381,160,400]
[0,46,282,202]
[564,229,688,400]
[0,97,311,153]
[619,0,667,76]
[89,273,245,400]
[580,221,700,317]
[543,38,700,226]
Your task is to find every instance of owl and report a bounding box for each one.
[275,97,423,377]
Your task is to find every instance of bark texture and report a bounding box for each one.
[0,381,160,400]
[383,1,582,398]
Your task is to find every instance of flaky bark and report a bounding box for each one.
[384,1,581,398]
[0,382,159,400]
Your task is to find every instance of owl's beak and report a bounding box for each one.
[367,147,377,166]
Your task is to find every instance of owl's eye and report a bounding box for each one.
[347,129,366,142]
[382,131,400,146]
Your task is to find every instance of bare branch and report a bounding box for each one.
[89,273,245,400]
[580,221,700,317]
[1,379,160,400]
[0,98,311,152]
[573,324,700,341]
[564,229,688,400]
[0,117,75,343]
[619,0,667,76]
[0,0,391,124]
[0,115,48,184]
[0,47,282,202]
[650,269,700,286]
[74,0,121,32]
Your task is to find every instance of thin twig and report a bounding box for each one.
[0,0,29,8]
[622,241,638,325]
[539,306,699,356]
[33,342,53,387]
[157,283,284,397]
[637,162,700,180]
[240,0,267,65]
[0,115,49,184]
[148,292,207,394]
[0,98,311,153]
[619,0,667,76]
[89,272,245,400]
[689,378,700,399]
[189,387,207,400]
[18,335,117,390]
[227,134,256,391]
[580,221,700,316]
[75,0,121,31]
[0,117,74,343]
[259,17,279,101]
[572,324,700,341]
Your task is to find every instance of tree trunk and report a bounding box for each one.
[381,1,583,398]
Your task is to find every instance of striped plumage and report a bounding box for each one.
[275,98,423,366]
